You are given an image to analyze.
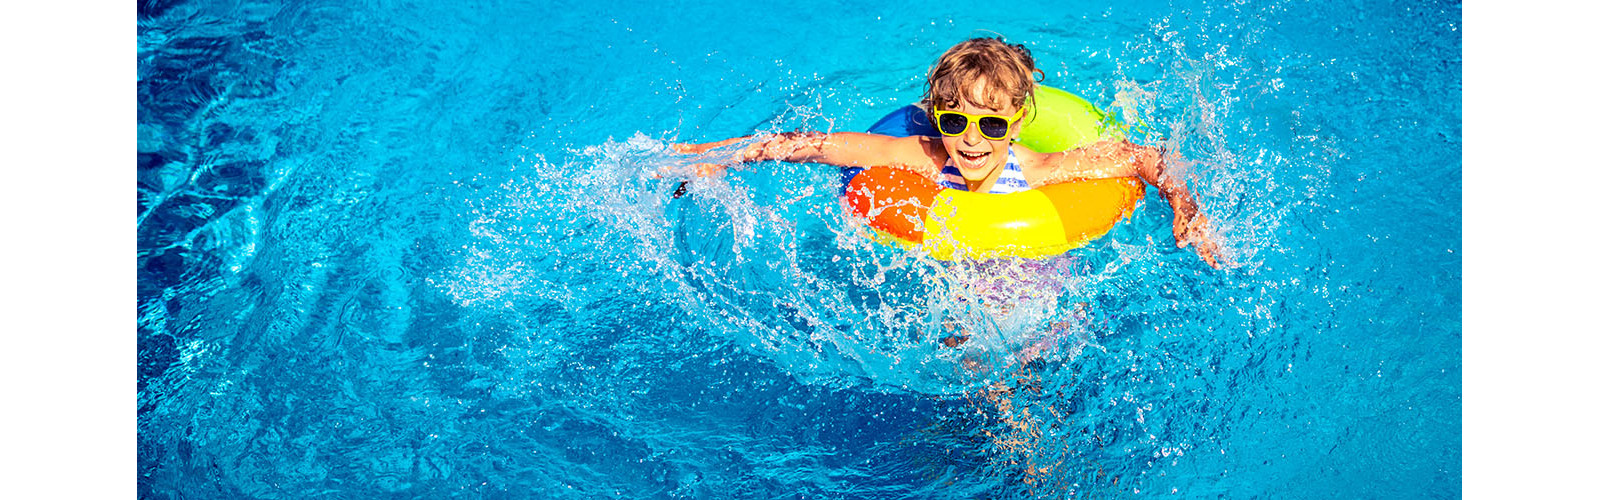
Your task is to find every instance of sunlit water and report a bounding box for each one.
[137,0,1461,497]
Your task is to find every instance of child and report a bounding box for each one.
[672,36,1224,268]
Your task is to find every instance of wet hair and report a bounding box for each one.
[920,37,1042,113]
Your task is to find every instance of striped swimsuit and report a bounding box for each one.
[938,149,1031,193]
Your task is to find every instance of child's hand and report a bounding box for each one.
[660,144,726,179]
[1173,209,1226,269]
[672,138,745,156]
[663,139,748,178]
[682,162,729,177]
[1145,147,1227,269]
[654,160,729,179]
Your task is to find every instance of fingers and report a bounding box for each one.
[669,138,745,178]
[1193,233,1227,269]
[1180,228,1221,269]
[693,162,726,177]
[672,137,744,155]
[1173,213,1227,269]
[655,162,727,182]
[1196,240,1222,269]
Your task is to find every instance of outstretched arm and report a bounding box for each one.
[671,132,940,178]
[1029,140,1226,268]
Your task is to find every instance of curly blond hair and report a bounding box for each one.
[921,37,1042,113]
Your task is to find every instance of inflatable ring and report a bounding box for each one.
[844,86,1144,260]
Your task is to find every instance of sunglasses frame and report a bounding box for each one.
[932,108,1026,140]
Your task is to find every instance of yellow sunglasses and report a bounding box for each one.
[932,108,1026,140]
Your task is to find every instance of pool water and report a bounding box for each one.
[137,0,1461,497]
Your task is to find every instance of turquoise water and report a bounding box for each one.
[137,0,1461,497]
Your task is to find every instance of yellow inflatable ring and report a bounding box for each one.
[845,86,1144,260]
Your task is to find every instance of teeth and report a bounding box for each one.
[958,151,988,169]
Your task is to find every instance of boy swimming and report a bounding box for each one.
[671,37,1225,486]
[671,37,1225,268]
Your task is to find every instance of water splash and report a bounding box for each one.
[424,126,1136,400]
[139,1,1460,496]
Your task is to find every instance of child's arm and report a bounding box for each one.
[1025,140,1227,268]
[671,132,942,178]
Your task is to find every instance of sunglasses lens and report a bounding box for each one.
[978,117,1010,139]
[937,113,968,136]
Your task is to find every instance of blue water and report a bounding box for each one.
[137,0,1461,497]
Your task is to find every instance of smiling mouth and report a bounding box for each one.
[955,150,991,170]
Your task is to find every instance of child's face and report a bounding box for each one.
[937,83,1023,185]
